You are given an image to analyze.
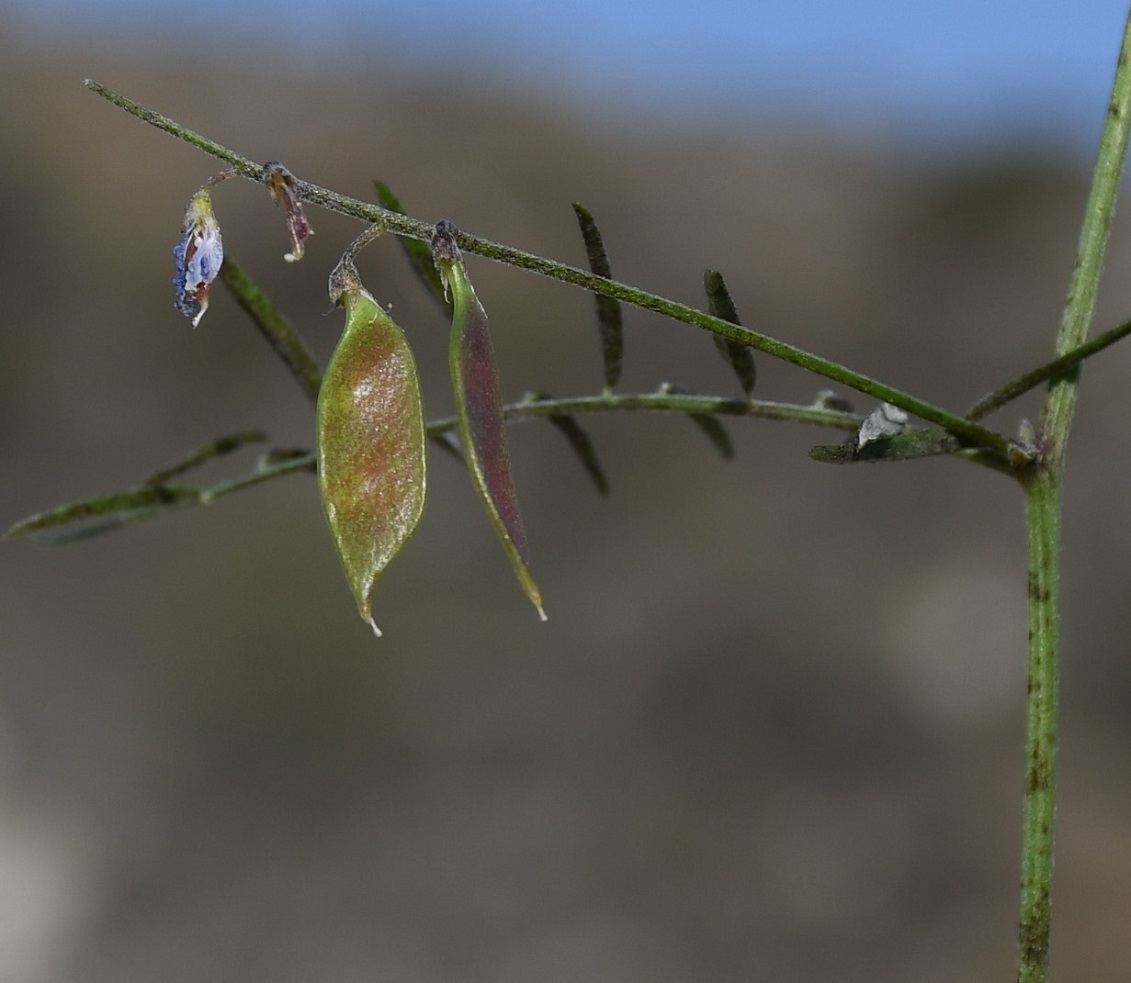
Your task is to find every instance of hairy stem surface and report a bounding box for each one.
[1015,9,1131,982]
[1018,471,1061,983]
[84,78,1011,457]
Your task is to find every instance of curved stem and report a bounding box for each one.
[84,79,1010,457]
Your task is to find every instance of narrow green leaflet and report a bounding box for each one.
[4,431,301,544]
[219,258,323,404]
[373,181,451,314]
[809,428,960,463]
[572,203,624,391]
[141,428,266,485]
[530,393,610,495]
[690,413,736,459]
[432,221,546,620]
[663,384,736,459]
[546,413,610,495]
[6,487,201,544]
[317,229,427,636]
[704,269,756,396]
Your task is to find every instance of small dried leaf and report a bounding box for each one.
[704,270,756,396]
[432,221,546,620]
[264,161,313,262]
[572,203,624,390]
[856,402,908,450]
[318,249,427,636]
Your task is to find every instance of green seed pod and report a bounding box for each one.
[317,229,426,636]
[432,221,546,621]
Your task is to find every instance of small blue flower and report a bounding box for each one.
[173,191,223,326]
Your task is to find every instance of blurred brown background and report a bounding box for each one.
[3,12,1131,982]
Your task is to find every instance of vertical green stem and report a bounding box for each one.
[1018,471,1061,983]
[1016,9,1131,982]
[1042,11,1131,458]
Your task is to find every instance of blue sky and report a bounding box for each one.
[10,0,1131,151]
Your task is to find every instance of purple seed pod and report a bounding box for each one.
[432,221,546,621]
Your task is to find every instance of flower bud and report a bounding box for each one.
[173,190,223,327]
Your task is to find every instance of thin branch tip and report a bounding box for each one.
[71,84,1013,452]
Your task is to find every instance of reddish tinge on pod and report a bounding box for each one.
[317,226,426,636]
[432,220,546,621]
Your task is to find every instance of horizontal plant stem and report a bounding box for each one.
[84,79,1010,457]
[258,392,862,464]
[311,180,1011,452]
[5,388,860,542]
[459,240,1011,452]
[498,392,862,430]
